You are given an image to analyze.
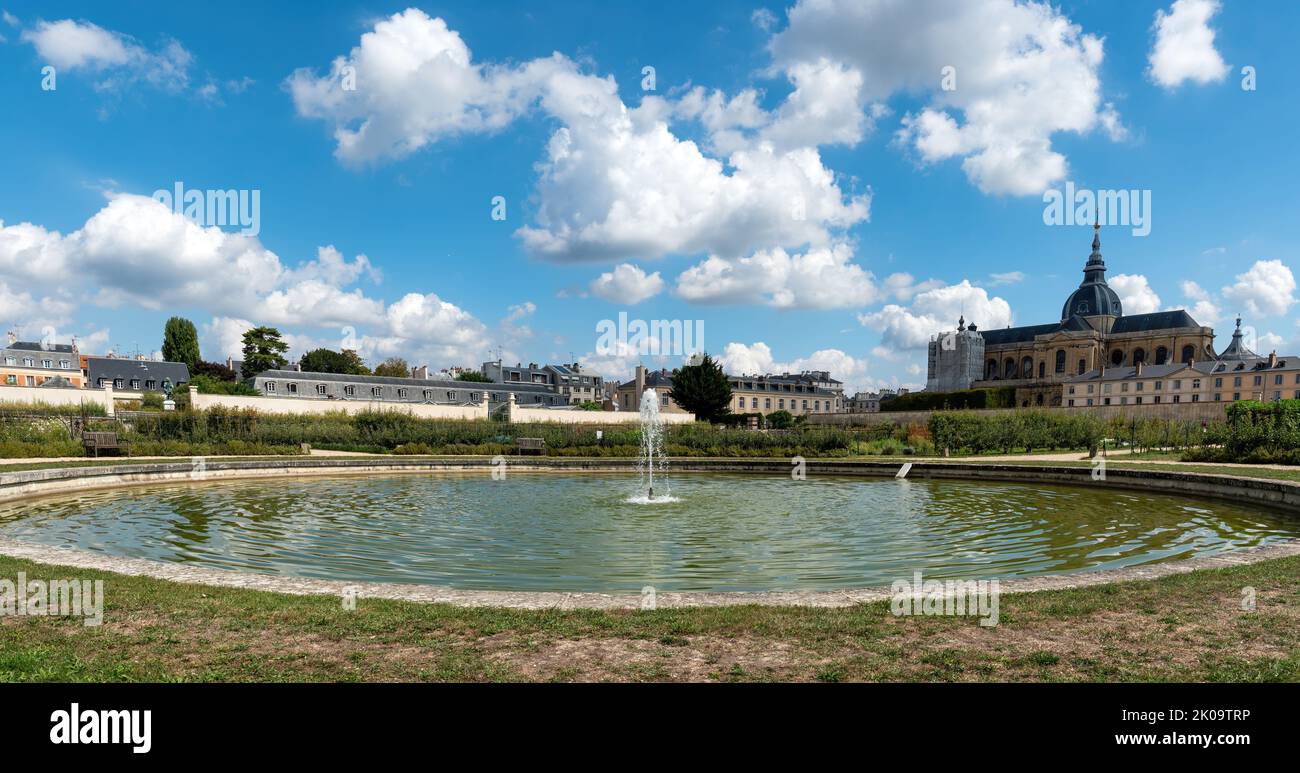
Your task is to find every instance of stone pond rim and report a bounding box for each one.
[1,456,1298,609]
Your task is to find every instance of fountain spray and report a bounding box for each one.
[636,387,670,502]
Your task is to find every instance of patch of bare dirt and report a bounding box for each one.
[481,634,829,682]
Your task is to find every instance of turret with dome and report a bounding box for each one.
[1060,222,1123,325]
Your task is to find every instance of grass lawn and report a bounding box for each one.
[1,551,1297,682]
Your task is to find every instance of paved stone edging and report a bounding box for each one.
[2,457,1299,609]
[1,537,1297,610]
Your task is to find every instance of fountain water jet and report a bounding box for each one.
[630,388,676,504]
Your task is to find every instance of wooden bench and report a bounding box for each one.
[83,431,128,458]
[515,437,546,455]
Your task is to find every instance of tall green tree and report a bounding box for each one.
[161,317,201,370]
[341,349,371,375]
[299,348,368,374]
[192,360,238,381]
[455,371,491,382]
[668,353,732,422]
[373,357,411,378]
[240,326,289,379]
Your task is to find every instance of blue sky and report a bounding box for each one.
[1,0,1297,392]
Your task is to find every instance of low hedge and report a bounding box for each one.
[882,386,1016,412]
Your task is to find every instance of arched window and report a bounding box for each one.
[1111,349,1124,366]
[1181,344,1196,364]
[1078,358,1087,375]
[1021,357,1033,379]
[1133,348,1146,366]
[1155,346,1168,365]
[1054,350,1066,373]
[987,359,998,380]
[1004,358,1016,379]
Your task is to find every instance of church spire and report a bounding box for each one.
[1081,220,1107,284]
[1086,220,1103,267]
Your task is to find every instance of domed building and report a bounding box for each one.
[930,223,1217,407]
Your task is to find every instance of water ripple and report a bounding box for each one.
[0,473,1296,592]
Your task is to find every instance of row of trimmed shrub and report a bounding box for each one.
[1182,400,1300,463]
[882,386,1016,412]
[120,408,863,457]
[928,411,1106,454]
[0,400,109,417]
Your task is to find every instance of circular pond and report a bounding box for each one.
[0,473,1296,592]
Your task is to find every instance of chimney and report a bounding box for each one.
[5,330,16,346]
[1269,351,1278,368]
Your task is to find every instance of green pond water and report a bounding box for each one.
[0,473,1295,592]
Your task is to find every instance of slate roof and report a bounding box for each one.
[1217,317,1258,361]
[254,369,557,394]
[617,369,675,390]
[978,322,1069,346]
[1066,363,1192,382]
[1204,356,1296,373]
[1069,354,1298,382]
[6,341,77,354]
[1111,310,1201,334]
[87,357,190,385]
[979,309,1204,348]
[37,376,77,389]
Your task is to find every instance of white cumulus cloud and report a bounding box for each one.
[21,18,192,91]
[1180,279,1221,324]
[589,263,664,305]
[290,8,869,265]
[717,341,879,393]
[1110,273,1162,315]
[858,280,1012,352]
[1,194,496,366]
[772,0,1119,195]
[1221,259,1296,318]
[675,243,878,309]
[1148,0,1230,89]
